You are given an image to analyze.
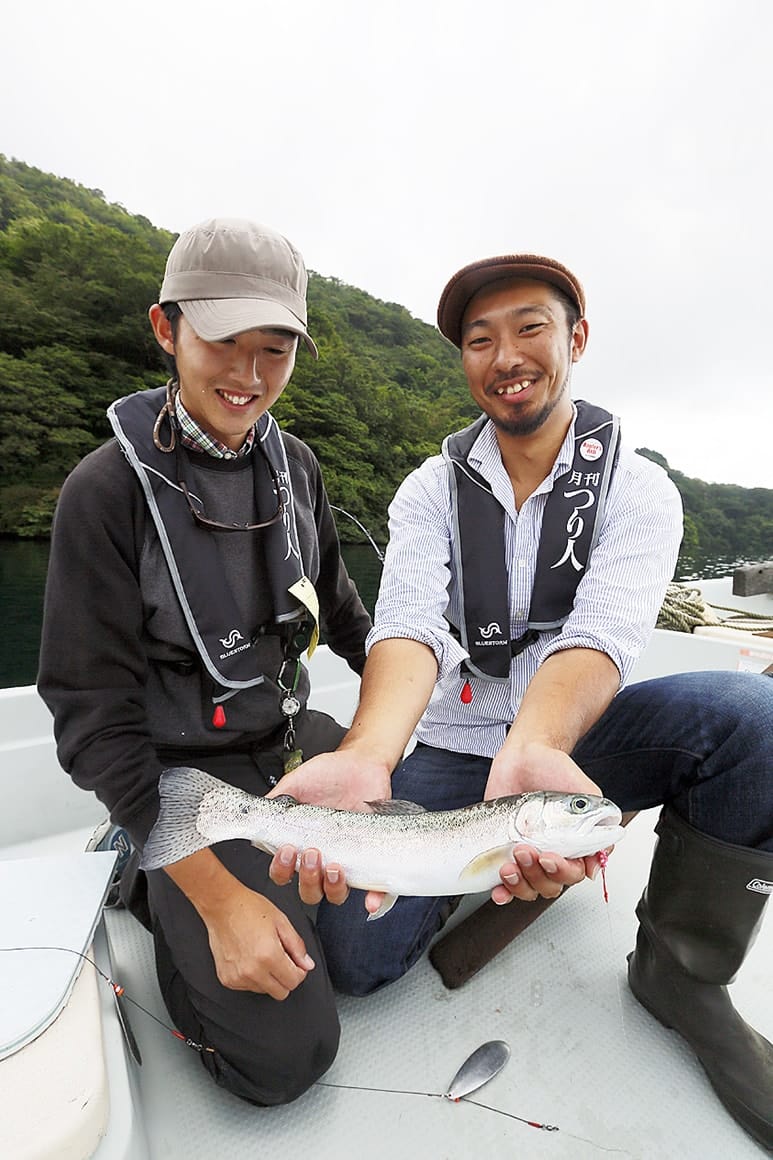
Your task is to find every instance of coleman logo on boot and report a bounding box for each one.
[746,878,773,894]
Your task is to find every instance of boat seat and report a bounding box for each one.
[0,853,116,1160]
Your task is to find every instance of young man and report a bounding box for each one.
[272,254,773,1149]
[38,218,374,1105]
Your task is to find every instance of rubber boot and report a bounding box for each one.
[627,806,773,1151]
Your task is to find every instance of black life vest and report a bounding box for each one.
[108,387,313,694]
[442,400,620,682]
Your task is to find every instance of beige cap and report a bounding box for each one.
[437,254,585,348]
[159,217,318,358]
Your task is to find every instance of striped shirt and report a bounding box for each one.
[175,393,256,458]
[367,406,683,758]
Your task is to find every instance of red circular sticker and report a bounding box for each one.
[580,438,603,461]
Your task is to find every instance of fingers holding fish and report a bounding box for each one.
[364,888,388,916]
[269,845,350,906]
[492,844,585,904]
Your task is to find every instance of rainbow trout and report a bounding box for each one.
[141,767,624,918]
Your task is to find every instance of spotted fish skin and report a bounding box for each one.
[141,767,625,916]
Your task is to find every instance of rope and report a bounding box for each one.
[657,583,773,634]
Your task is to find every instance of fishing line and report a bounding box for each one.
[464,1099,638,1155]
[3,945,638,1155]
[330,505,385,564]
[316,1081,638,1154]
[0,945,214,1054]
[597,851,635,1054]
[315,1079,559,1132]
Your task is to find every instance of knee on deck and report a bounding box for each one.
[202,1011,341,1106]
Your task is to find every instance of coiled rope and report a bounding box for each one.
[657,583,773,634]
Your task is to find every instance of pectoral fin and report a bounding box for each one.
[366,893,399,921]
[459,845,513,882]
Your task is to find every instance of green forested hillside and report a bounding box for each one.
[1,155,771,563]
[636,449,773,563]
[0,156,476,542]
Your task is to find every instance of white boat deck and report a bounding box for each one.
[3,812,771,1159]
[2,587,772,1159]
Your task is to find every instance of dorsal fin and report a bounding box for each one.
[366,798,428,815]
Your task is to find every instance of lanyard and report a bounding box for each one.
[276,619,314,775]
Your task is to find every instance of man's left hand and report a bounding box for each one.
[484,741,608,904]
[266,751,392,906]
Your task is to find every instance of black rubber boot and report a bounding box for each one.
[628,807,773,1151]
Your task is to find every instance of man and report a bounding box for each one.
[272,254,773,1148]
[38,218,375,1105]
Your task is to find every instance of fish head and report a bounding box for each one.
[197,783,264,842]
[508,791,625,858]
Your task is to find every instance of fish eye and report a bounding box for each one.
[571,796,589,813]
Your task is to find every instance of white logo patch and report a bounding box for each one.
[478,623,503,639]
[219,629,244,649]
[746,879,773,895]
[579,438,603,461]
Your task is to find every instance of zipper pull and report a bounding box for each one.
[460,680,473,704]
[212,704,226,728]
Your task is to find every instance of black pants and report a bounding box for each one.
[122,711,345,1105]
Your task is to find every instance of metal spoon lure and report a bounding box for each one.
[444,1040,510,1101]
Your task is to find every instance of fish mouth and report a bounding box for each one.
[567,805,625,852]
[576,804,622,837]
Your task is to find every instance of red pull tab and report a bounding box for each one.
[212,704,226,728]
[460,680,473,704]
[597,849,609,903]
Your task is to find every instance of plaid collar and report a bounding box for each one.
[174,390,256,459]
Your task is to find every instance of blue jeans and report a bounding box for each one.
[316,671,773,996]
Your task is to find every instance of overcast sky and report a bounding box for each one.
[2,0,771,487]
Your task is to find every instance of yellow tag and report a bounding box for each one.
[288,577,320,657]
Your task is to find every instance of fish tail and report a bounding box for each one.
[140,766,224,871]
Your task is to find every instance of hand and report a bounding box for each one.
[266,749,392,812]
[202,881,315,1000]
[485,739,603,802]
[485,741,609,904]
[491,843,588,905]
[267,750,393,906]
[269,844,350,906]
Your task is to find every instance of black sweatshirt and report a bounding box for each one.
[38,429,371,846]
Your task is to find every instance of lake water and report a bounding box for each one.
[0,540,385,689]
[0,537,750,690]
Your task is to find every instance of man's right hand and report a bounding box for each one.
[265,749,393,813]
[164,846,314,1000]
[266,750,392,908]
[202,879,315,999]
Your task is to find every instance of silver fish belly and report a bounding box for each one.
[141,767,625,918]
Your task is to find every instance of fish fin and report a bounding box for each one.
[269,794,300,807]
[366,893,399,920]
[459,845,513,882]
[141,766,225,871]
[366,798,428,815]
[251,838,280,856]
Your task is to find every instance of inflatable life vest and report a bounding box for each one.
[108,387,316,694]
[442,400,620,682]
